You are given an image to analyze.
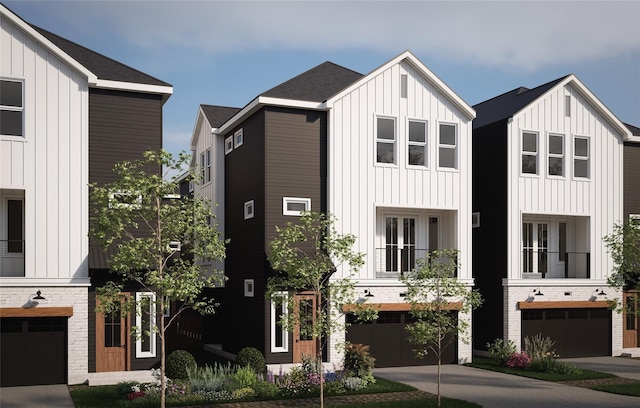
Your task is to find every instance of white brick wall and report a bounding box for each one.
[0,286,88,384]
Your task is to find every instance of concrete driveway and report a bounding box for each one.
[374,362,640,408]
[561,356,640,381]
[0,384,75,408]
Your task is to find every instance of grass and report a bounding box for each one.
[328,398,482,408]
[591,382,640,397]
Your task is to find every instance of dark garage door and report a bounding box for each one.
[346,311,457,368]
[1,317,67,387]
[521,308,611,358]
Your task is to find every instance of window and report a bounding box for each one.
[7,199,23,253]
[283,197,310,216]
[234,129,243,148]
[438,123,457,169]
[0,79,23,136]
[135,292,156,358]
[548,134,564,176]
[408,120,427,166]
[204,149,211,183]
[244,200,254,219]
[200,152,205,182]
[270,292,288,353]
[109,191,142,209]
[522,132,538,174]
[574,137,589,178]
[522,222,548,275]
[244,279,254,297]
[376,116,396,164]
[225,136,233,154]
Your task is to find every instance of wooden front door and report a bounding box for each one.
[293,293,316,363]
[96,300,129,372]
[623,291,639,348]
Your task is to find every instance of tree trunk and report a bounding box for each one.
[160,301,166,408]
[317,290,324,408]
[437,330,442,408]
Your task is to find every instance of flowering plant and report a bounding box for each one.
[505,351,531,368]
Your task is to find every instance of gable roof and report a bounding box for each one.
[473,76,568,128]
[625,123,640,136]
[326,50,476,120]
[473,74,631,138]
[1,4,172,99]
[261,61,363,103]
[201,105,242,128]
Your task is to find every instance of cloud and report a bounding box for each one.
[22,1,638,73]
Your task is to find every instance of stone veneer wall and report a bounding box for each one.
[0,286,89,384]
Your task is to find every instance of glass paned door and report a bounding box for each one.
[385,216,417,273]
[523,222,548,275]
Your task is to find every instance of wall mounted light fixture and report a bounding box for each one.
[364,289,375,298]
[532,288,544,296]
[32,290,45,300]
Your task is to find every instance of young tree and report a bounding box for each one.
[400,249,483,408]
[90,150,225,408]
[603,220,640,314]
[266,211,376,408]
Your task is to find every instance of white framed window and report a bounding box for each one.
[408,119,427,167]
[375,116,396,164]
[225,136,233,154]
[522,131,538,175]
[244,200,254,219]
[234,129,244,148]
[270,292,288,353]
[630,214,640,227]
[574,136,590,179]
[472,212,480,228]
[283,197,310,216]
[0,79,24,137]
[438,123,457,169]
[244,279,254,297]
[135,292,156,358]
[205,148,211,183]
[548,133,564,177]
[188,180,194,193]
[109,191,142,209]
[200,152,205,182]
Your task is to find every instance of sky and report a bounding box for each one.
[5,0,640,163]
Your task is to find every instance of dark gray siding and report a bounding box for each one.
[471,119,509,350]
[624,142,640,218]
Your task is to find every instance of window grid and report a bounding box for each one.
[522,132,538,175]
[407,120,427,167]
[0,79,23,137]
[438,123,457,169]
[548,134,564,177]
[574,136,589,179]
[376,116,396,165]
[205,148,211,183]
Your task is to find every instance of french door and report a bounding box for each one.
[523,222,548,275]
[384,215,439,273]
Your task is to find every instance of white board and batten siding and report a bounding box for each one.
[328,55,474,281]
[506,80,625,281]
[0,14,89,283]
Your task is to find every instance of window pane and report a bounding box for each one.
[0,81,22,107]
[0,110,22,136]
[522,155,537,174]
[377,142,394,163]
[409,121,426,142]
[8,200,23,253]
[439,124,455,145]
[575,159,588,178]
[439,147,455,168]
[408,145,425,166]
[549,135,563,154]
[287,202,307,212]
[523,132,537,152]
[377,118,395,140]
[549,157,563,176]
[575,138,588,157]
[141,297,151,352]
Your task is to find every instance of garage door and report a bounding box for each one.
[521,308,611,358]
[1,317,67,387]
[346,311,457,367]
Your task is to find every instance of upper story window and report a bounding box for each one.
[205,148,211,183]
[376,116,396,164]
[234,129,244,148]
[244,200,254,220]
[438,123,457,169]
[408,120,427,167]
[283,197,310,216]
[0,79,23,137]
[522,131,538,175]
[109,191,142,209]
[574,137,589,179]
[225,136,233,155]
[548,134,564,177]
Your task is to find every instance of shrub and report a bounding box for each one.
[524,334,556,361]
[505,352,531,368]
[527,352,581,375]
[277,366,316,396]
[236,347,266,374]
[343,376,366,391]
[251,380,280,398]
[115,381,140,399]
[343,343,375,379]
[187,363,232,393]
[231,387,256,399]
[166,349,197,380]
[231,365,258,388]
[486,338,517,365]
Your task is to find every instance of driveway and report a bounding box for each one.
[561,356,640,381]
[0,384,75,408]
[374,362,640,408]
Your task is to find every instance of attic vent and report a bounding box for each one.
[401,74,407,98]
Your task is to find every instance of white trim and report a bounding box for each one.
[234,129,244,148]
[225,136,233,154]
[407,118,428,168]
[375,115,397,166]
[547,133,565,178]
[283,197,311,216]
[270,292,289,353]
[244,279,254,297]
[573,135,590,179]
[0,78,24,138]
[135,292,157,358]
[244,200,254,220]
[438,122,458,170]
[93,79,172,97]
[521,130,539,176]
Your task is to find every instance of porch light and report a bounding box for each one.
[596,288,607,296]
[32,290,45,300]
[532,289,544,296]
[364,289,375,298]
